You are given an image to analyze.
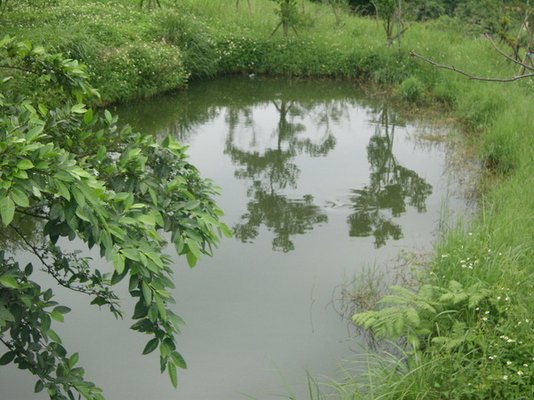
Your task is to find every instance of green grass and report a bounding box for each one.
[1,1,533,398]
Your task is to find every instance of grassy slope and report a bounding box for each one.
[2,0,533,398]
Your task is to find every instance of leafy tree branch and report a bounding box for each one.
[0,36,229,399]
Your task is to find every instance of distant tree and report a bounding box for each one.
[348,0,376,15]
[316,0,349,26]
[405,0,445,21]
[411,2,534,82]
[271,0,301,37]
[372,0,407,46]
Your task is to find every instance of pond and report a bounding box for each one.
[1,77,468,400]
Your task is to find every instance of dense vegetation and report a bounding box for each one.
[1,0,533,399]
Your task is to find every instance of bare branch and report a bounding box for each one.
[484,33,534,72]
[410,50,534,82]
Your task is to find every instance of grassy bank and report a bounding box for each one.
[2,0,533,398]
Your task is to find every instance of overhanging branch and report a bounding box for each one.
[484,33,534,72]
[410,50,534,82]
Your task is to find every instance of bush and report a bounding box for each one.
[154,12,219,79]
[91,42,188,103]
[398,75,425,103]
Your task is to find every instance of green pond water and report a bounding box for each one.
[1,77,468,400]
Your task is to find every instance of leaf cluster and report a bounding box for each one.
[0,36,230,399]
[353,280,492,351]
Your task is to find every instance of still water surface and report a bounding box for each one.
[1,78,467,400]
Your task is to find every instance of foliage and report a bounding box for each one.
[92,42,189,103]
[153,12,218,79]
[372,0,405,45]
[0,37,229,399]
[398,75,424,102]
[454,0,504,33]
[347,0,376,15]
[405,0,445,21]
[271,0,301,37]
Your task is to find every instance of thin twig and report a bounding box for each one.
[410,50,534,82]
[484,33,534,71]
[10,224,99,297]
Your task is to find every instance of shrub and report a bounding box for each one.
[399,75,425,103]
[91,42,188,103]
[154,12,219,79]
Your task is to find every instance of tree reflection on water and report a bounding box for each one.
[347,106,433,248]
[225,99,335,252]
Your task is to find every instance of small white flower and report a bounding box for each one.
[507,361,513,365]
[503,375,508,380]
[482,317,488,321]
[517,371,524,376]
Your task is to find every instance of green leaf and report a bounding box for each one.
[50,310,65,322]
[168,361,178,388]
[122,248,140,262]
[168,312,186,331]
[16,159,34,170]
[47,329,62,343]
[24,263,33,275]
[186,240,202,259]
[142,338,159,355]
[38,103,48,116]
[54,306,72,315]
[138,213,155,226]
[83,109,94,124]
[155,294,167,321]
[0,196,15,226]
[34,380,44,393]
[10,188,29,207]
[104,110,112,123]
[43,288,53,301]
[171,351,187,369]
[27,124,44,141]
[13,169,28,180]
[220,223,233,238]
[0,275,19,288]
[55,180,71,200]
[141,282,152,304]
[71,103,87,114]
[113,253,125,274]
[68,353,79,368]
[186,251,197,268]
[0,351,16,365]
